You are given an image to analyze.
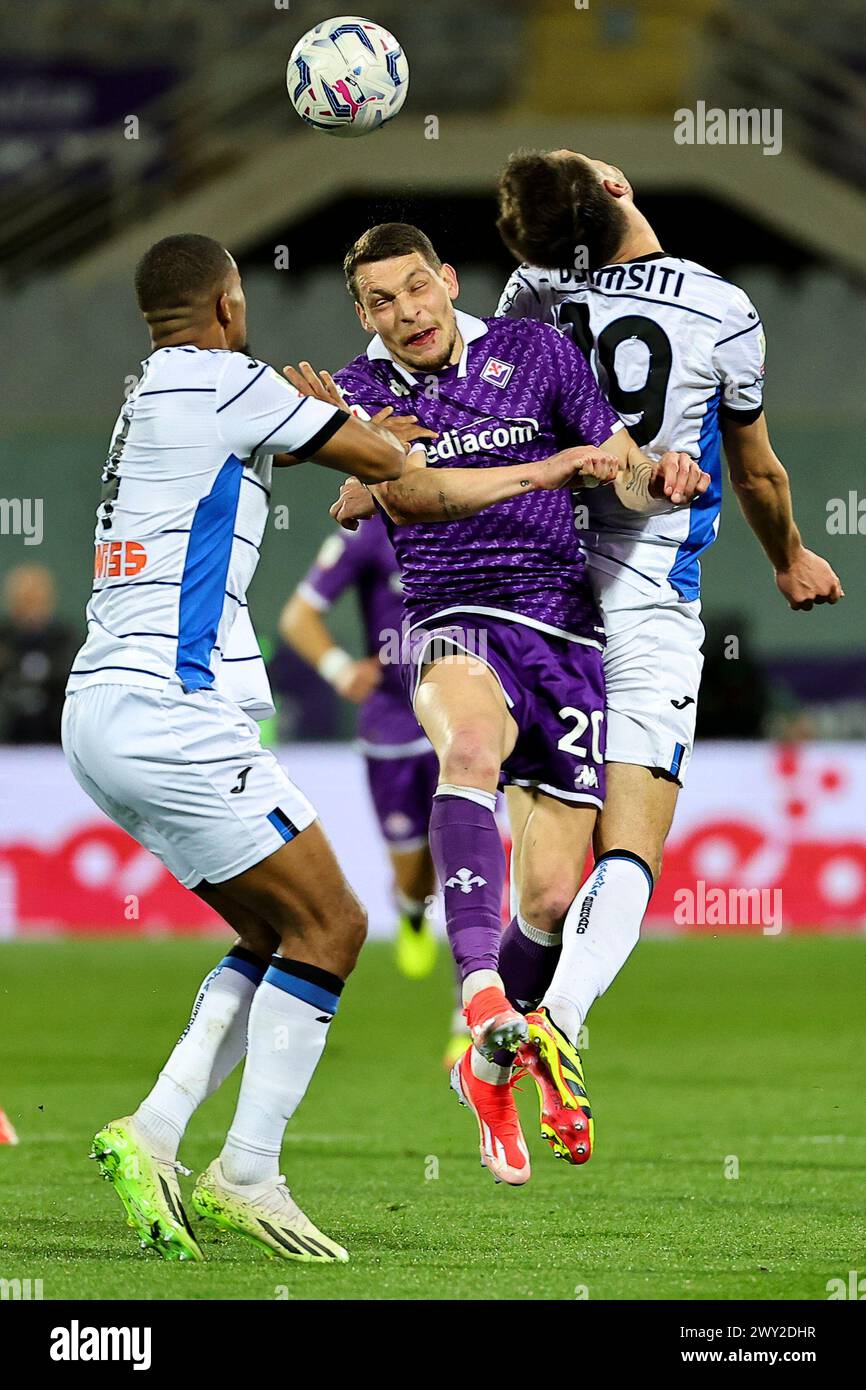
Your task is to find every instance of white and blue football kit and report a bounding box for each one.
[498,254,765,782]
[63,346,346,887]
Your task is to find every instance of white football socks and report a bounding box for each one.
[541,851,654,1044]
[220,958,342,1187]
[135,949,265,1162]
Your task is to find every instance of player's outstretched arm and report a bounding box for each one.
[722,412,844,609]
[303,412,406,483]
[600,430,711,514]
[279,592,382,702]
[275,362,405,482]
[369,446,622,526]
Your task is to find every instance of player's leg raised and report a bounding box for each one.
[414,651,520,1048]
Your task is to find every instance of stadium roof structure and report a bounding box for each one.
[69,118,866,289]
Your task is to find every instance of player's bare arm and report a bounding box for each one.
[279,592,382,703]
[328,448,620,529]
[599,429,711,513]
[272,409,405,482]
[276,360,434,477]
[286,357,624,525]
[369,445,622,525]
[721,412,844,610]
[326,433,705,530]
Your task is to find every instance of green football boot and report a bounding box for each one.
[394,912,438,980]
[192,1159,349,1263]
[90,1115,202,1262]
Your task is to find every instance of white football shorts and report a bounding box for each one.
[589,567,705,786]
[61,682,317,889]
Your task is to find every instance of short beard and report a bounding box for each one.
[403,322,459,374]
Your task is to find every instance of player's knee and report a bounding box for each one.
[439,726,500,788]
[519,880,577,935]
[594,834,663,885]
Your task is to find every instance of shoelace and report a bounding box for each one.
[158,1158,191,1177]
[271,1176,300,1210]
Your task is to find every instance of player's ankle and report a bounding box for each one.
[462,970,504,1006]
[133,1103,182,1163]
[220,1137,280,1187]
[541,999,582,1047]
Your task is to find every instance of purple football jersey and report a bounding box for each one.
[299,512,422,747]
[334,311,621,639]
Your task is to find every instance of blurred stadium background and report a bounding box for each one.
[1,0,865,940]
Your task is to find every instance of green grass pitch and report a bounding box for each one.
[0,934,863,1300]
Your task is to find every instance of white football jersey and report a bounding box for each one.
[497,255,765,600]
[67,345,345,701]
[217,606,275,721]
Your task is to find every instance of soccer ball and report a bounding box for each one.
[287,15,409,138]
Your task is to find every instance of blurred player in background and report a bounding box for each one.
[280,515,439,978]
[302,222,708,1184]
[63,234,405,1265]
[494,151,843,1153]
[279,513,471,1065]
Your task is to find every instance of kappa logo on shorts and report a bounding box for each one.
[574,766,599,789]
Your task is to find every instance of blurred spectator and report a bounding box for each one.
[696,613,771,739]
[0,564,76,743]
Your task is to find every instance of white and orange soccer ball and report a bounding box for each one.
[287,15,409,138]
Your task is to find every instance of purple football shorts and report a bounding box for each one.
[405,614,606,807]
[364,741,440,849]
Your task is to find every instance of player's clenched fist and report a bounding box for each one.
[330,477,376,530]
[538,446,623,491]
[775,548,844,610]
[649,451,711,505]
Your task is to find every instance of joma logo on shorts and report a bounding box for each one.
[426,417,538,463]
